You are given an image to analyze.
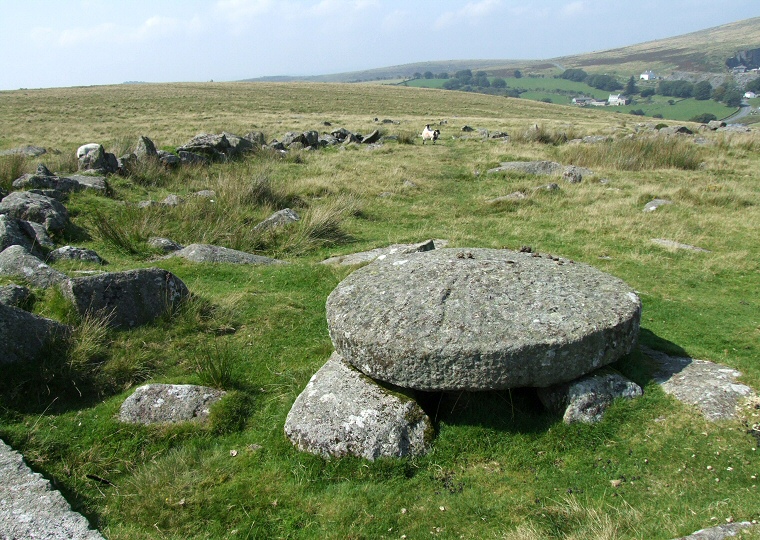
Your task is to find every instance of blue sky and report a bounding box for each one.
[0,0,758,90]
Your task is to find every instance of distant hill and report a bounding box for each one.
[241,17,760,83]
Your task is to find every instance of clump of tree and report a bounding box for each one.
[693,81,713,100]
[690,113,717,123]
[745,77,760,93]
[712,80,743,107]
[586,74,622,91]
[625,76,638,96]
[658,80,694,98]
[640,88,656,98]
[560,68,588,82]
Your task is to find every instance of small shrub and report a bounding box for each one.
[629,109,645,116]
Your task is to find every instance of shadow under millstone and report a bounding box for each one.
[414,387,551,434]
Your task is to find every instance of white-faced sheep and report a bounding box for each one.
[421,124,440,144]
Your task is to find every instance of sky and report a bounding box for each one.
[1,0,759,91]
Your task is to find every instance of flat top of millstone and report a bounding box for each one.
[326,248,641,390]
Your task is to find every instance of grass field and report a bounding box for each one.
[1,82,759,539]
[402,77,739,121]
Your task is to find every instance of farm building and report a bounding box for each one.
[640,70,656,80]
[608,94,631,106]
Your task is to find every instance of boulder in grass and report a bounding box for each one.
[320,239,439,266]
[285,353,434,460]
[60,267,189,329]
[536,367,642,423]
[12,164,80,193]
[119,383,226,425]
[0,439,105,540]
[0,302,71,365]
[47,246,105,264]
[134,135,158,161]
[148,237,184,253]
[327,248,641,391]
[0,191,69,233]
[643,199,672,212]
[0,245,69,289]
[252,208,300,232]
[19,220,55,250]
[0,284,31,307]
[0,215,42,255]
[171,243,287,265]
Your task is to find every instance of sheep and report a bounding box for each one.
[421,124,440,144]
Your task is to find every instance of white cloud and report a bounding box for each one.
[562,1,586,16]
[434,0,502,30]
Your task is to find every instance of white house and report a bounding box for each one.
[608,94,630,106]
[572,97,594,106]
[640,70,656,81]
[745,91,757,99]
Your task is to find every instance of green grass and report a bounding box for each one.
[0,83,759,539]
[405,77,740,121]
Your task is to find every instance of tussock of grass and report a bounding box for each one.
[558,135,703,170]
[0,153,27,191]
[88,208,150,257]
[512,123,582,146]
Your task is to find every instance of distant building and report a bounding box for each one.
[640,70,656,80]
[608,94,631,106]
[745,91,757,99]
[572,97,594,106]
[589,99,608,107]
[731,65,748,74]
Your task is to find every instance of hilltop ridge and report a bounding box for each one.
[241,16,760,83]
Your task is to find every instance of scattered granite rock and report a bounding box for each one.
[643,345,755,421]
[0,245,69,288]
[537,367,643,424]
[0,190,69,232]
[171,244,287,265]
[134,135,158,161]
[0,284,31,307]
[148,236,184,252]
[672,522,756,540]
[1,215,42,255]
[18,220,55,250]
[0,145,47,157]
[361,130,381,144]
[0,302,71,365]
[488,192,527,203]
[706,120,727,131]
[643,199,673,212]
[47,246,105,264]
[119,384,226,425]
[285,353,433,460]
[161,194,184,206]
[320,239,440,266]
[0,439,105,539]
[63,174,109,193]
[651,239,710,252]
[60,267,190,329]
[253,208,301,232]
[193,189,216,199]
[12,164,80,193]
[327,248,641,391]
[77,143,118,174]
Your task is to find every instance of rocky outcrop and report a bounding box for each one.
[284,353,433,460]
[60,267,190,329]
[119,383,226,425]
[537,367,643,423]
[0,245,69,288]
[326,248,641,391]
[0,302,70,365]
[1,215,43,255]
[149,236,184,252]
[0,190,69,233]
[170,244,287,265]
[0,439,105,539]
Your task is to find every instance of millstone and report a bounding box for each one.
[326,248,641,391]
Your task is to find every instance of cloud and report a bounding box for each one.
[434,0,502,30]
[561,1,586,16]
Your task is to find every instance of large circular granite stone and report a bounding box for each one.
[326,248,641,391]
